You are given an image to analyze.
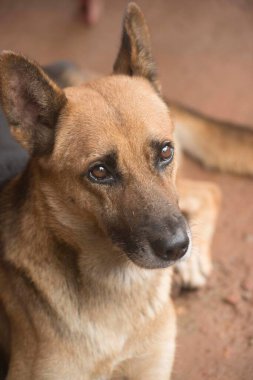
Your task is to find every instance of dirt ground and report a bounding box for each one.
[0,1,253,379]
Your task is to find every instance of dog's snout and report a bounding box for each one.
[150,227,189,262]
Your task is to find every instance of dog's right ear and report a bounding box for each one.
[0,51,67,155]
[113,2,160,94]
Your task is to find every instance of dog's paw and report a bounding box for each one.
[174,246,212,290]
[175,179,221,291]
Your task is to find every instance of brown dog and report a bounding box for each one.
[0,3,220,379]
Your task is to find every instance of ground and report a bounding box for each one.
[0,1,253,379]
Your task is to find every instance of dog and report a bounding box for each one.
[0,2,225,379]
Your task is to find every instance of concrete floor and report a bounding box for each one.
[1,1,253,379]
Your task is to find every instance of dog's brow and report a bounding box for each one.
[94,151,118,169]
[150,139,171,151]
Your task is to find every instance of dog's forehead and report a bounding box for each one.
[56,76,173,160]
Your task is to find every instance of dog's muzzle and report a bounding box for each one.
[109,213,191,269]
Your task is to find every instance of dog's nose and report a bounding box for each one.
[150,228,189,262]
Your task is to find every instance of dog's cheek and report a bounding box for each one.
[72,189,118,235]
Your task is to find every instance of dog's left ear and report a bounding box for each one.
[113,2,160,94]
[0,51,67,155]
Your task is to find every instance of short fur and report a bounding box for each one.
[172,102,253,176]
[0,3,221,379]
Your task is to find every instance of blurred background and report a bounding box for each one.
[1,1,253,379]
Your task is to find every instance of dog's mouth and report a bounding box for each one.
[110,229,192,270]
[125,236,191,269]
[107,212,191,270]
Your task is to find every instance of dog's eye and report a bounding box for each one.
[159,142,174,164]
[88,164,114,184]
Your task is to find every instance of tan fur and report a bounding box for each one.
[172,102,253,176]
[64,68,253,178]
[0,74,179,380]
[176,179,221,288]
[0,3,222,380]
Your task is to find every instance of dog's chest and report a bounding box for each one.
[48,269,172,377]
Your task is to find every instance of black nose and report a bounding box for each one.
[150,228,189,262]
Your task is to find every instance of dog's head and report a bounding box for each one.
[0,3,190,269]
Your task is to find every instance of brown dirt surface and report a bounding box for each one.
[1,1,253,379]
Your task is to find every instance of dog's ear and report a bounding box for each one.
[113,2,160,93]
[0,51,67,155]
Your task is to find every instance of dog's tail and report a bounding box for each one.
[170,102,253,176]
